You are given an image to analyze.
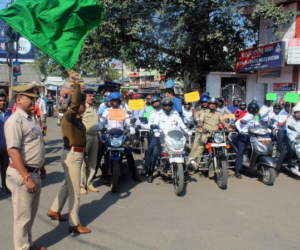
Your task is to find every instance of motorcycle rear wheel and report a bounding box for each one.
[216,159,228,189]
[111,161,119,193]
[261,167,276,186]
[173,163,184,196]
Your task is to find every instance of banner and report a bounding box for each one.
[236,42,285,72]
[273,83,296,92]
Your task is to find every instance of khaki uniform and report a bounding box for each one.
[5,108,45,250]
[80,103,99,188]
[50,82,86,227]
[189,110,221,164]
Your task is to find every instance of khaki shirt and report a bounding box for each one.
[61,82,86,148]
[5,108,45,168]
[200,110,222,132]
[81,103,99,135]
[194,109,208,121]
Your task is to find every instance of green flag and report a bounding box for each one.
[0,0,104,70]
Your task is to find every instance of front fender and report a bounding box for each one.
[257,155,275,168]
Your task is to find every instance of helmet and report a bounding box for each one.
[239,101,247,110]
[150,96,161,104]
[273,103,281,111]
[208,97,218,105]
[162,97,173,115]
[132,93,143,99]
[62,93,68,99]
[104,97,110,103]
[218,97,225,103]
[284,102,294,111]
[247,102,260,115]
[251,99,258,104]
[233,98,239,103]
[146,94,152,99]
[109,92,122,101]
[200,95,210,103]
[292,105,300,116]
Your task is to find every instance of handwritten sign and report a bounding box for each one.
[128,99,145,110]
[184,91,200,103]
[223,114,236,120]
[266,93,277,101]
[285,93,299,103]
[108,109,126,121]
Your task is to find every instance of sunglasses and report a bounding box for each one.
[163,104,173,107]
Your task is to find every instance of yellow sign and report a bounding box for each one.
[109,109,126,121]
[128,99,145,110]
[184,91,200,103]
[223,114,236,120]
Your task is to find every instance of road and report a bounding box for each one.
[1,117,300,250]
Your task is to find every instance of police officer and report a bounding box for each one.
[235,102,260,179]
[189,97,231,169]
[5,84,47,250]
[47,70,91,234]
[80,88,99,194]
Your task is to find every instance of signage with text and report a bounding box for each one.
[287,38,300,65]
[128,99,145,110]
[184,91,200,103]
[273,83,296,92]
[109,109,126,121]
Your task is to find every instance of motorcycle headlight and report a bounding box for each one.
[108,136,123,147]
[213,133,224,143]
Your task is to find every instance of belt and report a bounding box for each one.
[64,147,85,153]
[9,163,40,173]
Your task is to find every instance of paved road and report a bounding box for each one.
[1,118,300,250]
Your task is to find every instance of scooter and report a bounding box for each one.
[227,125,276,185]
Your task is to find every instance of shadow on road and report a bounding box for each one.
[42,171,65,188]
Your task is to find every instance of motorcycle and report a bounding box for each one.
[281,125,300,177]
[196,129,230,189]
[227,125,276,185]
[153,128,189,196]
[57,108,65,126]
[131,117,150,154]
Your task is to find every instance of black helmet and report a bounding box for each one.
[284,102,294,110]
[208,97,218,105]
[251,99,258,104]
[247,102,260,115]
[162,97,173,115]
[273,103,282,111]
[218,97,225,103]
[150,95,161,104]
[233,98,239,103]
[239,101,247,110]
[62,93,68,99]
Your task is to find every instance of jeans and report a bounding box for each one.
[277,130,286,152]
[276,135,291,171]
[47,104,53,117]
[0,148,9,188]
[144,138,157,167]
[235,134,250,171]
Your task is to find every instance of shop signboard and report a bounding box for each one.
[287,38,300,65]
[236,41,285,72]
[273,83,296,92]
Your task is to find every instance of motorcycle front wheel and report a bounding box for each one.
[173,163,184,196]
[111,161,119,193]
[216,159,228,189]
[261,167,276,186]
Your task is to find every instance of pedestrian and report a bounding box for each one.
[45,92,54,117]
[47,70,91,234]
[0,90,11,194]
[34,89,47,124]
[4,84,47,250]
[80,88,100,194]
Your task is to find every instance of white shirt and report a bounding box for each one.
[139,109,164,129]
[260,105,272,122]
[100,108,130,131]
[153,110,188,135]
[268,111,279,128]
[286,117,300,142]
[235,113,259,133]
[182,107,194,123]
[278,109,289,130]
[36,98,47,116]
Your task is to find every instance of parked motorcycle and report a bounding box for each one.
[227,125,276,185]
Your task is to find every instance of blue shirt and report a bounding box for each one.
[132,109,145,118]
[172,97,183,117]
[229,105,239,113]
[98,103,108,116]
[0,109,12,148]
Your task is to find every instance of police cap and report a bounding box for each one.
[13,84,38,98]
[83,88,96,95]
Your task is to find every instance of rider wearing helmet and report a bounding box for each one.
[234,102,260,179]
[146,98,191,183]
[189,97,231,170]
[217,97,231,116]
[234,101,247,120]
[268,103,282,129]
[182,101,195,124]
[98,97,111,116]
[99,92,141,182]
[260,101,272,127]
[229,98,240,113]
[143,95,154,120]
[276,105,300,176]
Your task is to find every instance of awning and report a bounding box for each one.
[44,76,65,86]
[129,72,139,77]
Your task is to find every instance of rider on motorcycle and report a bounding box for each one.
[144,95,154,120]
[234,102,260,179]
[276,105,300,176]
[100,92,141,182]
[229,98,240,113]
[182,101,195,124]
[217,97,231,116]
[268,103,282,129]
[189,97,231,170]
[147,97,191,183]
[234,101,247,120]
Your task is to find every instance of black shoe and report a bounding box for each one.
[141,166,148,177]
[235,171,242,179]
[132,173,141,182]
[147,173,154,183]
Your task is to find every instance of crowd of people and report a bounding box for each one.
[1,70,300,249]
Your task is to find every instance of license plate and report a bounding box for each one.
[210,143,226,148]
[107,147,124,151]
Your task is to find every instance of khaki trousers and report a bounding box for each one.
[6,167,41,250]
[189,133,211,164]
[51,149,83,227]
[81,134,98,188]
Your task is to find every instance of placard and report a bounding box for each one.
[108,109,126,121]
[128,99,145,110]
[184,91,200,103]
[285,93,300,103]
[266,93,277,101]
[223,114,236,120]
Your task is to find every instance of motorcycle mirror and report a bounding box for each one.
[240,119,247,124]
[127,111,132,115]
[130,118,137,125]
[288,125,297,132]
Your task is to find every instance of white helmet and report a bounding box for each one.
[292,105,300,116]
